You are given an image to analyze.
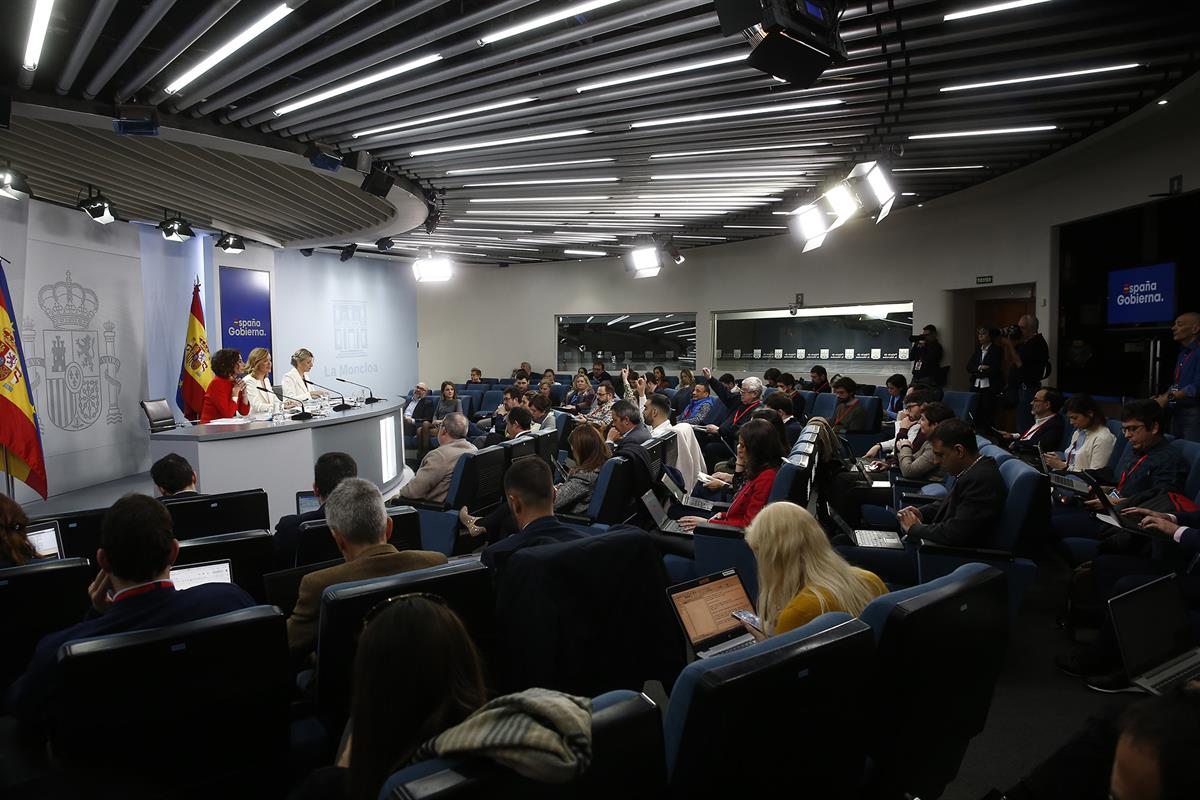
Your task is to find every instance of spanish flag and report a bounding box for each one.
[0,259,48,498]
[176,281,214,421]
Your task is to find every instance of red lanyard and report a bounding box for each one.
[834,399,858,425]
[732,400,761,426]
[1116,455,1149,495]
[112,580,174,603]
[1022,416,1050,440]
[1177,347,1196,383]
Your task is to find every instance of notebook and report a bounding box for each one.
[170,559,233,591]
[25,520,63,560]
[667,569,758,659]
[1109,574,1200,695]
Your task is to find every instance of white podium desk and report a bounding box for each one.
[149,400,407,525]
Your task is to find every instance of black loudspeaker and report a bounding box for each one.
[360,169,394,197]
[714,0,846,88]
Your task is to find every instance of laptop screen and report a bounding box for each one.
[296,491,320,515]
[641,490,670,526]
[1110,575,1196,679]
[25,522,61,559]
[659,473,686,503]
[170,560,233,591]
[669,571,754,648]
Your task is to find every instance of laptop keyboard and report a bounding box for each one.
[854,529,902,549]
[710,639,756,657]
[1149,661,1200,693]
[1050,473,1089,493]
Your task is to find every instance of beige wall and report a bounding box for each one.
[416,73,1200,388]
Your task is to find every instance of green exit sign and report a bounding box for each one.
[976,275,993,285]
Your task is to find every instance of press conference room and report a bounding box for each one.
[2,1,1200,798]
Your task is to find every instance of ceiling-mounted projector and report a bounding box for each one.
[714,0,848,88]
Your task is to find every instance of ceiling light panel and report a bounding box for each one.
[575,52,748,92]
[943,0,1054,22]
[940,62,1140,92]
[445,158,614,175]
[908,125,1057,139]
[631,98,843,128]
[478,0,623,45]
[352,97,538,138]
[275,53,443,116]
[410,129,592,157]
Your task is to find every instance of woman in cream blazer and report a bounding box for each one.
[243,347,283,415]
[282,347,324,403]
[1043,394,1116,473]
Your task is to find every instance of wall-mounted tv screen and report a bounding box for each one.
[1106,262,1176,325]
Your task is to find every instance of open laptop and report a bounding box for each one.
[641,490,689,535]
[25,519,63,560]
[1034,442,1091,495]
[1083,473,1149,533]
[660,471,715,512]
[1109,573,1200,695]
[829,506,905,549]
[854,458,891,489]
[296,490,320,516]
[667,569,758,659]
[170,559,233,591]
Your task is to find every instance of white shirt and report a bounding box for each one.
[244,374,281,414]
[282,367,315,402]
[879,421,921,454]
[651,419,705,493]
[974,345,991,389]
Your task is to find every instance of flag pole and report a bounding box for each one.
[2,444,13,498]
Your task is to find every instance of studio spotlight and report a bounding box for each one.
[823,183,860,230]
[360,169,395,197]
[714,0,847,88]
[299,248,314,257]
[216,232,245,254]
[305,143,342,172]
[0,167,31,201]
[668,246,686,265]
[412,251,452,282]
[157,211,194,242]
[788,204,829,252]
[845,160,896,222]
[629,247,662,279]
[375,237,393,252]
[339,243,358,262]
[77,186,115,224]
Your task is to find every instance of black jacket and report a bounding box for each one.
[481,515,587,572]
[966,345,1004,394]
[1015,333,1051,387]
[1013,414,1066,453]
[911,456,1007,547]
[273,506,326,569]
[706,377,762,448]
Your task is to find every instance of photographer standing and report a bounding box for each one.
[910,324,944,387]
[1005,315,1051,432]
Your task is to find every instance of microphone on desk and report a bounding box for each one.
[257,386,313,421]
[304,378,352,412]
[336,377,385,404]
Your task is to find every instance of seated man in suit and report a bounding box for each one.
[271,451,358,569]
[7,494,255,724]
[287,478,446,659]
[764,391,805,447]
[481,458,587,572]
[394,412,475,505]
[645,393,705,492]
[997,386,1066,451]
[606,399,650,449]
[477,404,534,450]
[836,419,1007,585]
[151,452,202,499]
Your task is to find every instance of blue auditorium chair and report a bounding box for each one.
[375,690,666,800]
[163,488,270,541]
[664,614,873,799]
[0,557,93,691]
[846,395,884,454]
[859,563,1008,800]
[811,392,837,420]
[174,528,273,602]
[942,390,979,422]
[665,376,679,387]
[979,443,1014,465]
[795,390,815,416]
[478,389,505,417]
[407,446,507,554]
[561,456,638,527]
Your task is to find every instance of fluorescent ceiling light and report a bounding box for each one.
[352,97,537,138]
[575,52,747,92]
[478,0,622,45]
[466,210,591,215]
[564,249,608,257]
[166,3,293,94]
[648,322,686,332]
[650,141,831,158]
[23,0,55,71]
[586,316,595,322]
[628,317,660,328]
[446,158,613,175]
[891,165,986,171]
[901,192,919,196]
[650,171,805,180]
[607,315,630,326]
[463,177,618,187]
[723,225,786,230]
[909,124,1056,140]
[411,129,592,157]
[275,53,443,115]
[631,98,843,129]
[636,195,780,201]
[944,0,1053,22]
[675,235,727,240]
[555,231,617,238]
[469,196,611,203]
[940,62,1139,92]
[434,227,534,234]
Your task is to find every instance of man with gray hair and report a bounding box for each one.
[395,411,476,505]
[286,477,447,658]
[698,368,766,471]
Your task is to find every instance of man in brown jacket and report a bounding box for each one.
[287,477,446,658]
[396,412,476,505]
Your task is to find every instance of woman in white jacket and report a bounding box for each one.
[1043,394,1116,473]
[243,347,283,415]
[282,347,324,403]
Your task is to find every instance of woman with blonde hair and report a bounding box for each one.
[283,347,325,401]
[745,501,887,635]
[243,347,283,415]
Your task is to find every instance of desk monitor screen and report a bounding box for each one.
[25,520,62,560]
[296,491,320,516]
[170,559,232,591]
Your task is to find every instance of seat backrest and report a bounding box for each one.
[531,428,559,465]
[500,435,537,466]
[664,615,873,798]
[873,386,892,409]
[943,390,979,422]
[975,434,991,451]
[316,559,495,729]
[1170,438,1200,498]
[549,383,566,404]
[555,411,576,454]
[692,528,759,600]
[854,395,882,431]
[165,489,271,541]
[767,461,808,505]
[445,445,507,513]
[0,557,93,690]
[585,456,636,524]
[860,563,1008,798]
[996,459,1047,551]
[1105,419,1127,473]
[481,389,505,411]
[762,386,778,397]
[140,398,177,432]
[857,383,877,396]
[1058,412,1074,451]
[642,437,665,480]
[295,505,422,567]
[811,392,837,420]
[41,507,107,561]
[459,391,479,417]
[796,390,815,416]
[174,529,274,602]
[657,429,678,472]
[51,606,290,774]
[263,557,342,617]
[979,444,1013,465]
[376,689,666,800]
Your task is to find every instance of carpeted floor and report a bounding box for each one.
[943,555,1142,800]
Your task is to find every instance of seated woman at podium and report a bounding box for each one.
[282,347,325,402]
[243,347,285,415]
[200,348,250,423]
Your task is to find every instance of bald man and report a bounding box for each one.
[1157,312,1200,442]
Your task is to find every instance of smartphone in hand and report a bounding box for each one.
[732,609,763,632]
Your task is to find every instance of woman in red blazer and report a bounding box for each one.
[679,419,784,531]
[200,348,250,423]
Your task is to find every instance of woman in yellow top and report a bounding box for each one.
[745,501,888,636]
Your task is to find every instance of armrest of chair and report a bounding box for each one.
[899,492,940,504]
[693,521,746,539]
[916,539,1015,561]
[399,498,446,512]
[557,512,593,525]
